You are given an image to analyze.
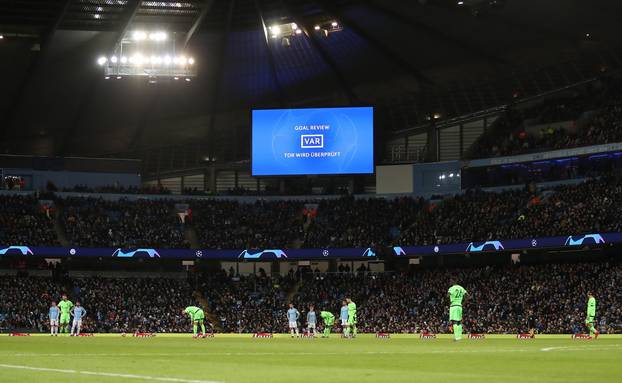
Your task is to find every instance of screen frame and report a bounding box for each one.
[250,105,376,177]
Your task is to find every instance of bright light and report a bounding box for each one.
[449,173,454,178]
[104,76,110,80]
[149,31,167,41]
[331,21,338,27]
[164,55,172,65]
[132,31,147,41]
[97,56,107,65]
[150,55,157,64]
[120,56,127,64]
[270,25,281,36]
[174,76,179,80]
[110,56,118,63]
[458,1,464,5]
[177,56,187,65]
[291,23,298,30]
[188,57,195,65]
[0,35,4,39]
[185,78,191,82]
[314,25,320,30]
[116,76,122,80]
[131,53,144,65]
[295,29,302,35]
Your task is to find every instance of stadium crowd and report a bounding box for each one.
[2,262,620,334]
[469,81,622,159]
[198,271,296,333]
[293,262,622,334]
[0,194,58,246]
[0,276,195,333]
[61,197,189,248]
[2,175,622,250]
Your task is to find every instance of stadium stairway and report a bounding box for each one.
[184,225,200,249]
[285,278,305,304]
[192,290,222,332]
[53,205,70,246]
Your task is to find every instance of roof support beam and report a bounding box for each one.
[254,0,287,107]
[282,0,357,104]
[184,0,216,49]
[315,0,436,88]
[0,0,71,141]
[204,0,236,157]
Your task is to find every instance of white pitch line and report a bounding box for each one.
[0,363,224,383]
[540,344,622,352]
[7,349,532,358]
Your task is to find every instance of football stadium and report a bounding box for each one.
[1,0,622,382]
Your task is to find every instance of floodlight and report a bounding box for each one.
[314,25,320,30]
[110,56,118,63]
[291,23,298,30]
[120,56,128,64]
[188,57,195,65]
[295,29,302,35]
[331,21,338,27]
[97,56,107,65]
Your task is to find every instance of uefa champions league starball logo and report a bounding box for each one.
[531,239,537,247]
[195,250,203,258]
[322,249,329,257]
[434,246,439,253]
[69,248,76,255]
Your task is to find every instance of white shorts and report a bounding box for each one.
[50,319,59,326]
[288,321,297,328]
[307,323,316,329]
[341,319,348,326]
[72,319,82,327]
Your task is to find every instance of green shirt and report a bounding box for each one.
[587,297,596,317]
[347,302,356,317]
[319,311,334,321]
[448,285,467,306]
[184,306,201,316]
[58,300,73,314]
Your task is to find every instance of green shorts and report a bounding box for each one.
[585,315,595,325]
[347,315,356,325]
[449,306,463,322]
[60,313,71,324]
[192,309,205,322]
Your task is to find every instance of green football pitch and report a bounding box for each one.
[0,334,620,383]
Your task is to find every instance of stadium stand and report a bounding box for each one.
[468,80,622,159]
[2,262,620,334]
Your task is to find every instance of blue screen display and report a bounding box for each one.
[252,107,374,176]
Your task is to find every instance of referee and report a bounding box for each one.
[527,309,537,338]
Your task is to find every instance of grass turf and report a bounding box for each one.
[0,334,620,383]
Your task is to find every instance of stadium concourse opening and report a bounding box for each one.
[2,0,622,382]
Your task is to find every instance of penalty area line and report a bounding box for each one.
[0,363,224,383]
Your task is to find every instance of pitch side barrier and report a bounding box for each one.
[0,232,618,260]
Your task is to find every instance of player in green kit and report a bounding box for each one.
[182,306,206,338]
[344,297,357,338]
[585,292,599,338]
[319,310,335,338]
[448,282,467,341]
[58,295,73,334]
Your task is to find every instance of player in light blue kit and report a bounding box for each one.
[48,302,60,336]
[70,301,87,336]
[307,305,317,337]
[287,303,300,338]
[340,300,349,335]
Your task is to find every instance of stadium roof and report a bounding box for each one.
[1,0,621,160]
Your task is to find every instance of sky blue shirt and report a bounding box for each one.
[307,311,316,324]
[287,308,299,321]
[340,306,349,320]
[72,306,86,320]
[49,306,59,320]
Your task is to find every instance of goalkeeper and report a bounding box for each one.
[318,309,335,338]
[182,306,206,338]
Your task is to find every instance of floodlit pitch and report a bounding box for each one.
[1,334,621,383]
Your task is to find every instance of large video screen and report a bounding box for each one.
[252,106,374,176]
